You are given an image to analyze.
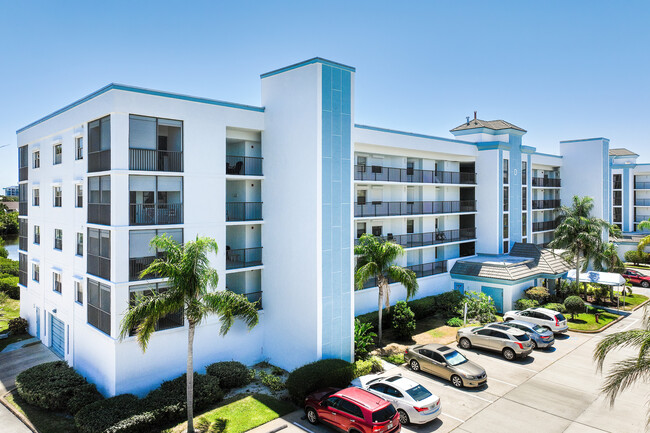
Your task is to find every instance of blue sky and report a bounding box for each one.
[1,1,649,188]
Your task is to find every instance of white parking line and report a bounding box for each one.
[487,377,517,387]
[440,384,494,403]
[440,412,465,423]
[292,422,316,433]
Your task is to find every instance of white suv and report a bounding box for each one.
[503,307,568,333]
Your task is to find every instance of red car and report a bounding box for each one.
[304,387,400,433]
[622,269,650,288]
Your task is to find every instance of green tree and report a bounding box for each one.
[550,196,609,294]
[119,235,259,433]
[594,242,626,301]
[594,306,650,426]
[354,234,418,345]
[0,211,18,236]
[637,219,650,254]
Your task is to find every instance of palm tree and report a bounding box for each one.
[354,234,418,345]
[119,235,259,433]
[594,306,650,426]
[594,242,626,301]
[550,196,609,292]
[637,219,650,253]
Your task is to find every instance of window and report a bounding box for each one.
[407,219,414,234]
[88,228,110,280]
[32,263,39,282]
[76,233,83,256]
[53,144,62,165]
[356,222,366,239]
[129,115,183,172]
[87,278,111,335]
[19,146,28,181]
[54,229,62,250]
[18,253,28,286]
[33,151,40,169]
[32,188,39,206]
[18,219,27,251]
[129,229,182,281]
[129,176,183,225]
[129,283,183,334]
[521,161,527,185]
[357,156,367,168]
[88,176,111,225]
[357,190,366,205]
[75,280,83,304]
[76,184,83,208]
[88,115,111,172]
[372,226,382,236]
[522,187,527,211]
[337,399,363,418]
[503,214,509,239]
[503,158,509,184]
[503,186,509,211]
[18,184,28,216]
[504,241,509,254]
[53,186,62,207]
[75,136,83,160]
[53,272,62,293]
[522,213,527,237]
[34,225,40,244]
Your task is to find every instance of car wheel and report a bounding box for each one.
[409,359,420,372]
[531,340,538,350]
[451,374,464,388]
[398,409,410,425]
[642,281,650,288]
[459,337,472,349]
[306,407,319,425]
[503,348,516,361]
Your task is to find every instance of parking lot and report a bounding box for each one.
[281,295,649,433]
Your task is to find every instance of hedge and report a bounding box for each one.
[0,258,18,276]
[0,275,19,299]
[286,359,355,402]
[75,394,145,433]
[205,361,250,389]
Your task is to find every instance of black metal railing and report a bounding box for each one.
[356,227,476,248]
[19,166,28,182]
[354,200,476,217]
[354,165,476,184]
[226,155,263,176]
[88,203,111,225]
[88,149,111,172]
[130,203,183,225]
[129,256,162,280]
[636,199,650,206]
[226,202,263,221]
[362,260,448,289]
[532,199,561,209]
[87,254,110,280]
[532,177,561,187]
[129,148,183,172]
[636,182,650,189]
[532,221,558,232]
[226,247,262,270]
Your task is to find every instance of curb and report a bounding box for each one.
[568,313,625,334]
[630,299,650,312]
[0,389,40,433]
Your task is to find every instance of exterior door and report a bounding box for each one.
[454,282,465,295]
[35,307,40,339]
[481,286,504,313]
[50,315,65,358]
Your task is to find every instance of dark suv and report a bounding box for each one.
[305,387,400,433]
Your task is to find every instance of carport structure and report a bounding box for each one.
[566,269,626,300]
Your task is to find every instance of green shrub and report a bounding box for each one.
[353,356,384,378]
[624,250,646,265]
[259,370,285,391]
[67,384,104,415]
[0,258,18,276]
[556,280,579,302]
[433,290,466,318]
[391,301,416,340]
[205,361,250,389]
[446,317,463,327]
[525,286,550,304]
[406,295,438,319]
[271,366,285,376]
[0,276,19,299]
[543,303,567,314]
[590,284,610,304]
[564,295,585,319]
[286,359,354,402]
[459,291,497,323]
[354,319,376,359]
[16,361,88,412]
[382,353,405,365]
[515,298,539,310]
[75,394,145,433]
[8,317,28,334]
[355,310,391,332]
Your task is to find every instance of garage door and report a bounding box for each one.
[50,316,65,358]
[481,286,504,313]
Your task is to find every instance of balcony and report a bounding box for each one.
[356,227,476,248]
[88,203,111,225]
[226,202,262,222]
[355,200,476,218]
[226,156,263,176]
[532,199,560,210]
[532,177,561,187]
[354,165,476,184]
[532,221,558,232]
[363,260,448,288]
[226,247,262,270]
[129,256,159,281]
[130,148,183,172]
[130,203,183,225]
[87,254,110,280]
[88,149,111,173]
[636,199,650,206]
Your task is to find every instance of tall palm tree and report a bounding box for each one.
[119,235,259,433]
[594,306,650,426]
[354,234,418,345]
[550,196,609,291]
[637,219,650,253]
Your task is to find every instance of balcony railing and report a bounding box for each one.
[226,247,263,270]
[87,254,110,280]
[19,166,28,182]
[356,227,476,248]
[636,182,650,190]
[362,260,448,289]
[532,177,561,187]
[129,148,183,172]
[130,203,183,225]
[636,199,650,206]
[355,200,476,218]
[226,155,263,176]
[88,203,111,225]
[532,221,558,232]
[129,256,157,281]
[354,165,476,184]
[226,202,262,221]
[88,149,111,172]
[532,199,560,210]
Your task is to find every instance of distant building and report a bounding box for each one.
[3,185,19,197]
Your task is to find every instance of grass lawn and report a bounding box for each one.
[0,297,30,352]
[613,291,649,310]
[5,392,77,433]
[165,393,295,433]
[567,311,619,331]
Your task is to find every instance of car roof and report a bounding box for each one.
[419,343,453,352]
[504,320,535,328]
[380,375,420,391]
[485,324,526,336]
[532,307,560,314]
[335,387,390,410]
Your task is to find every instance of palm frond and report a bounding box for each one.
[202,290,259,335]
[594,329,650,371]
[387,265,419,299]
[354,262,379,291]
[600,356,650,409]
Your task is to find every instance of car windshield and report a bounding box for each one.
[443,350,467,366]
[515,334,530,341]
[372,404,397,423]
[405,384,432,401]
[555,313,566,321]
[531,324,546,333]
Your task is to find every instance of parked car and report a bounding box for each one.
[350,374,441,425]
[404,343,487,388]
[456,325,534,360]
[622,269,650,288]
[487,321,554,349]
[304,387,400,433]
[503,307,568,334]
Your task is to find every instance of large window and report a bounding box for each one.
[88,116,111,172]
[18,253,27,286]
[88,176,110,225]
[88,228,110,280]
[33,188,39,206]
[76,232,83,256]
[503,158,509,184]
[75,136,83,160]
[522,187,527,211]
[129,229,182,280]
[87,278,111,335]
[32,263,39,282]
[53,144,62,165]
[129,176,183,225]
[76,184,83,208]
[18,218,27,251]
[521,161,527,185]
[522,213,527,237]
[34,225,40,245]
[503,186,509,211]
[53,272,61,293]
[75,280,83,304]
[503,214,509,240]
[54,229,63,251]
[19,145,28,181]
[129,115,183,172]
[33,151,40,169]
[53,186,62,207]
[19,184,27,216]
[129,283,183,335]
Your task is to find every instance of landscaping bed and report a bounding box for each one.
[566,310,619,331]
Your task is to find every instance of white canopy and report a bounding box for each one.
[566,270,626,286]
